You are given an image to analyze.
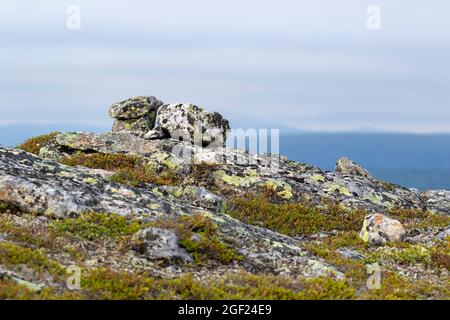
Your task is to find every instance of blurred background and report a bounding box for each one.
[1,0,450,189]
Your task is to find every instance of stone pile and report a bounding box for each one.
[109,96,230,147]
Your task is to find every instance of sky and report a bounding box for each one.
[1,0,450,133]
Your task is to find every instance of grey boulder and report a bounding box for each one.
[109,96,164,136]
[133,227,193,263]
[359,213,405,245]
[156,103,230,147]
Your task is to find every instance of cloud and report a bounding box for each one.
[0,0,449,133]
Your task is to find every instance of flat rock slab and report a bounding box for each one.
[0,146,191,218]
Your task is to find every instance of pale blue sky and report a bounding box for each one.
[1,0,450,133]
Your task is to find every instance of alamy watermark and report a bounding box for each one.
[366,263,381,289]
[66,5,81,30]
[66,266,81,290]
[168,124,280,174]
[366,5,382,30]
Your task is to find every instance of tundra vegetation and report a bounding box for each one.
[1,96,448,300]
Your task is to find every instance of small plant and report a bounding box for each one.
[50,212,142,241]
[0,214,81,258]
[389,208,450,229]
[0,242,66,277]
[226,194,367,236]
[78,268,356,300]
[0,201,17,213]
[17,132,59,155]
[365,243,432,266]
[360,271,443,300]
[80,269,154,300]
[430,237,450,270]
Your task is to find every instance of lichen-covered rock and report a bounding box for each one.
[55,131,160,155]
[336,157,372,179]
[359,213,406,245]
[109,96,164,136]
[336,248,364,260]
[143,127,166,140]
[157,185,224,212]
[109,96,163,120]
[112,117,153,136]
[0,146,190,218]
[40,131,445,214]
[132,227,192,263]
[156,103,230,147]
[0,145,341,279]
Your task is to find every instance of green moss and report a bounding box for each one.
[0,215,81,258]
[50,212,142,241]
[367,245,432,266]
[0,278,83,300]
[303,240,369,287]
[0,279,35,300]
[149,214,242,264]
[388,208,450,229]
[78,268,355,300]
[60,152,180,187]
[61,152,140,171]
[430,237,450,270]
[80,269,154,300]
[0,242,66,277]
[264,180,293,199]
[226,194,367,236]
[17,132,59,155]
[0,201,18,213]
[360,271,445,300]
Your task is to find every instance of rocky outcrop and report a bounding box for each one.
[1,95,449,300]
[108,97,230,147]
[39,131,441,214]
[0,145,341,279]
[336,157,372,179]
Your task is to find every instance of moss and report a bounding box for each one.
[50,212,142,241]
[0,278,83,300]
[0,242,66,278]
[367,245,432,266]
[360,271,446,300]
[226,194,367,236]
[0,215,82,258]
[60,151,141,170]
[77,268,355,300]
[16,132,59,155]
[0,201,19,214]
[60,152,180,187]
[80,269,154,300]
[264,180,293,199]
[388,208,450,229]
[303,237,369,287]
[303,233,450,298]
[0,279,39,300]
[430,237,450,270]
[149,214,242,264]
[215,170,260,187]
[109,168,179,187]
